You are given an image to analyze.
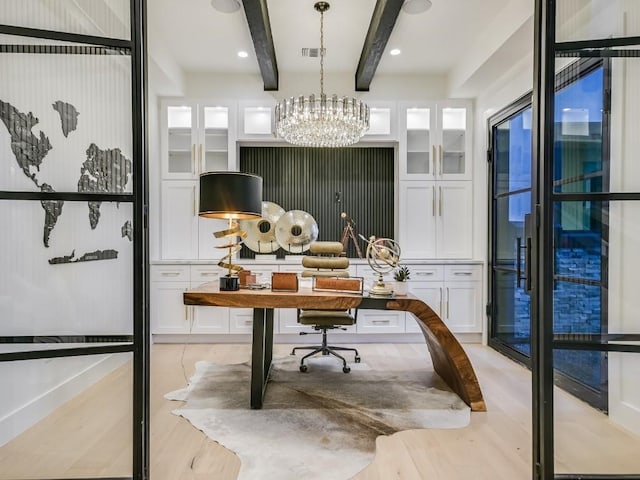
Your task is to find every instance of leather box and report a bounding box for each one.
[271,272,299,292]
[313,276,363,293]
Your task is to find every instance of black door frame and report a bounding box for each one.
[488,57,611,412]
[0,1,149,478]
[532,1,640,478]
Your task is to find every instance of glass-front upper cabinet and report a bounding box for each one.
[162,101,234,179]
[399,101,472,180]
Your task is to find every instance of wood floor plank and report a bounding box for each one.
[0,343,639,479]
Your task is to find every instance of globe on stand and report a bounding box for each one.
[359,235,401,296]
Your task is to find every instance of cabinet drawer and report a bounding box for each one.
[229,309,255,333]
[444,264,482,282]
[190,265,222,283]
[151,265,190,282]
[357,311,406,334]
[408,265,444,282]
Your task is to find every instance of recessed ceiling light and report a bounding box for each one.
[237,51,249,58]
[211,0,241,14]
[390,49,401,56]
[402,0,432,15]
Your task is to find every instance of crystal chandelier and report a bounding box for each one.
[275,1,370,148]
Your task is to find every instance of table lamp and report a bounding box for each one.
[199,172,263,290]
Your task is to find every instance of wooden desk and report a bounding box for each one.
[184,284,486,412]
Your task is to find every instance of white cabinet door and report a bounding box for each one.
[161,181,198,259]
[436,102,472,181]
[437,182,472,259]
[399,181,437,259]
[192,305,229,334]
[444,281,481,332]
[150,281,191,334]
[229,309,256,334]
[161,101,232,179]
[162,103,198,180]
[278,308,307,334]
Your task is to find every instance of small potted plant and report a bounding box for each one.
[393,265,410,296]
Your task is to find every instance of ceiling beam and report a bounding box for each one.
[355,0,403,91]
[242,0,279,91]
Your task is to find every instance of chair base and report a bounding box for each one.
[290,327,360,373]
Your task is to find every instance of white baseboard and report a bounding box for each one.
[0,353,130,447]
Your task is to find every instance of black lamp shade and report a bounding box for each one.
[199,172,263,219]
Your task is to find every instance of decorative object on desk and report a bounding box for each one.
[240,201,285,254]
[274,2,369,148]
[275,209,319,253]
[312,276,363,294]
[360,235,402,296]
[393,265,411,296]
[165,355,470,480]
[199,172,263,291]
[339,212,363,258]
[238,270,256,287]
[271,271,299,292]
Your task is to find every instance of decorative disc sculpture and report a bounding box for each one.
[240,201,286,253]
[359,235,401,296]
[275,210,319,253]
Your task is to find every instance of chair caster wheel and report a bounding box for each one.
[355,356,361,363]
[300,365,308,373]
[343,366,351,373]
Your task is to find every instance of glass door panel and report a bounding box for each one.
[167,105,194,175]
[406,108,431,175]
[490,105,533,359]
[441,107,466,175]
[202,106,228,173]
[0,353,133,480]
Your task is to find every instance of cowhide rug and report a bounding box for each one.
[166,355,470,480]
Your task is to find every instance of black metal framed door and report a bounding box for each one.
[532,0,640,478]
[0,1,148,479]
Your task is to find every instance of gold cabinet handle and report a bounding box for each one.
[446,287,450,319]
[432,188,436,216]
[439,186,443,216]
[439,145,443,175]
[192,185,197,217]
[191,144,196,174]
[439,287,443,316]
[199,144,203,174]
[432,145,436,175]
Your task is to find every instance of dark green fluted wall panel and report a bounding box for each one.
[239,146,394,258]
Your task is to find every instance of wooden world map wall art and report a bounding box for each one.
[0,99,132,265]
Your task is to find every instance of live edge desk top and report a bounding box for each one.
[184,284,486,412]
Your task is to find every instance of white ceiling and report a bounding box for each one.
[148,0,518,79]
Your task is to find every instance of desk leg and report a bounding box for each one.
[251,308,274,409]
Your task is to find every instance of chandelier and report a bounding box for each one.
[274,1,370,148]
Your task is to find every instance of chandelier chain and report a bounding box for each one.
[319,8,324,96]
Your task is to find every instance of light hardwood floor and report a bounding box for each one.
[1,343,639,479]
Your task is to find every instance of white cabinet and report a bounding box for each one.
[399,101,472,181]
[162,101,234,179]
[399,181,472,259]
[161,181,198,259]
[150,265,191,334]
[405,264,482,333]
[190,265,230,333]
[238,100,274,140]
[398,101,473,261]
[160,181,228,260]
[151,265,230,335]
